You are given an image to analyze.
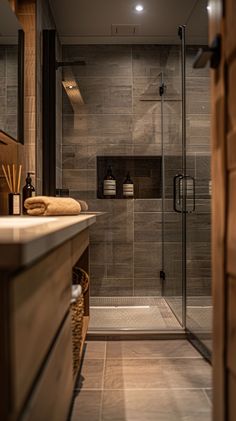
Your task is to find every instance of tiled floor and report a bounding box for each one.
[89,298,181,331]
[71,340,212,421]
[167,296,213,351]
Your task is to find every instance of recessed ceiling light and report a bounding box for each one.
[135,4,144,12]
[206,5,211,11]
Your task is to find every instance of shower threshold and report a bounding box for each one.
[88,297,184,334]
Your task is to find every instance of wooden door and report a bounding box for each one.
[211,0,236,419]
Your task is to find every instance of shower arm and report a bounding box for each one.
[56,60,86,70]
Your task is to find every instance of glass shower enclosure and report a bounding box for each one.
[49,16,212,358]
[162,25,212,358]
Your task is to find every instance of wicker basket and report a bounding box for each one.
[73,266,89,294]
[71,294,84,375]
[71,267,89,375]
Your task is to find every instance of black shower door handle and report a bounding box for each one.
[173,174,195,213]
[173,174,183,213]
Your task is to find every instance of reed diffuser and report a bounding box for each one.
[2,164,22,215]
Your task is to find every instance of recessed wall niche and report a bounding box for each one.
[97,156,162,199]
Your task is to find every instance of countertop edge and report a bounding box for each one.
[0,215,96,270]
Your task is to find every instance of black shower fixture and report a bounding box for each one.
[56,59,86,70]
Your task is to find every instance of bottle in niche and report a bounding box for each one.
[22,172,36,214]
[103,165,116,198]
[123,172,134,198]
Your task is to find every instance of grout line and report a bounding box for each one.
[99,340,107,421]
[202,388,213,407]
[131,44,135,299]
[83,356,204,360]
[102,341,107,389]
[76,387,212,391]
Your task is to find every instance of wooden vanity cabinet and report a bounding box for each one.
[0,227,90,421]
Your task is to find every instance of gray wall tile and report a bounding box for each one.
[61,44,211,299]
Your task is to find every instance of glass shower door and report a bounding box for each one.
[185,39,212,356]
[162,26,187,327]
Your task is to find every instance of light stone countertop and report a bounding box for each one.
[0,213,97,270]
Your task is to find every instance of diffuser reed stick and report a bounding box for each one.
[17,165,22,194]
[1,164,11,192]
[7,164,13,192]
[13,164,16,193]
[2,164,22,193]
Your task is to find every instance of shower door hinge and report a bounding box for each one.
[178,25,186,40]
[159,83,165,97]
[160,270,165,281]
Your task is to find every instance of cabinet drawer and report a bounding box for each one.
[10,241,72,415]
[21,314,73,421]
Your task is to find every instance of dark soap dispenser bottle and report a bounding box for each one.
[23,172,35,214]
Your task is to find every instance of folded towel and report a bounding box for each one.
[71,284,82,303]
[77,200,88,212]
[24,196,81,216]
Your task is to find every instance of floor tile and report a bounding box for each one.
[76,359,104,390]
[101,389,211,421]
[104,358,211,389]
[106,340,200,359]
[71,390,102,421]
[84,341,106,359]
[71,340,212,421]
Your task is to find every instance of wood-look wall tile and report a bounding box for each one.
[61,45,211,298]
[134,278,161,296]
[90,278,133,297]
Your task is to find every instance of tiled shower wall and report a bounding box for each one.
[62,44,210,298]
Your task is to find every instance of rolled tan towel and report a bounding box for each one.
[77,200,88,211]
[25,196,81,216]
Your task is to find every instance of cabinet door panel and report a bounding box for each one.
[21,314,73,421]
[10,241,72,414]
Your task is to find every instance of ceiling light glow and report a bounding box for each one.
[68,85,73,89]
[206,5,211,11]
[135,4,144,12]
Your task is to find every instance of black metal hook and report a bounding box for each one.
[193,34,221,69]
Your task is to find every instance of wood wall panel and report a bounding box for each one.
[228,372,236,421]
[17,0,37,184]
[227,277,236,377]
[227,60,236,128]
[212,0,236,419]
[225,0,236,58]
[227,171,236,276]
[226,0,236,415]
[209,1,226,420]
[227,131,236,170]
